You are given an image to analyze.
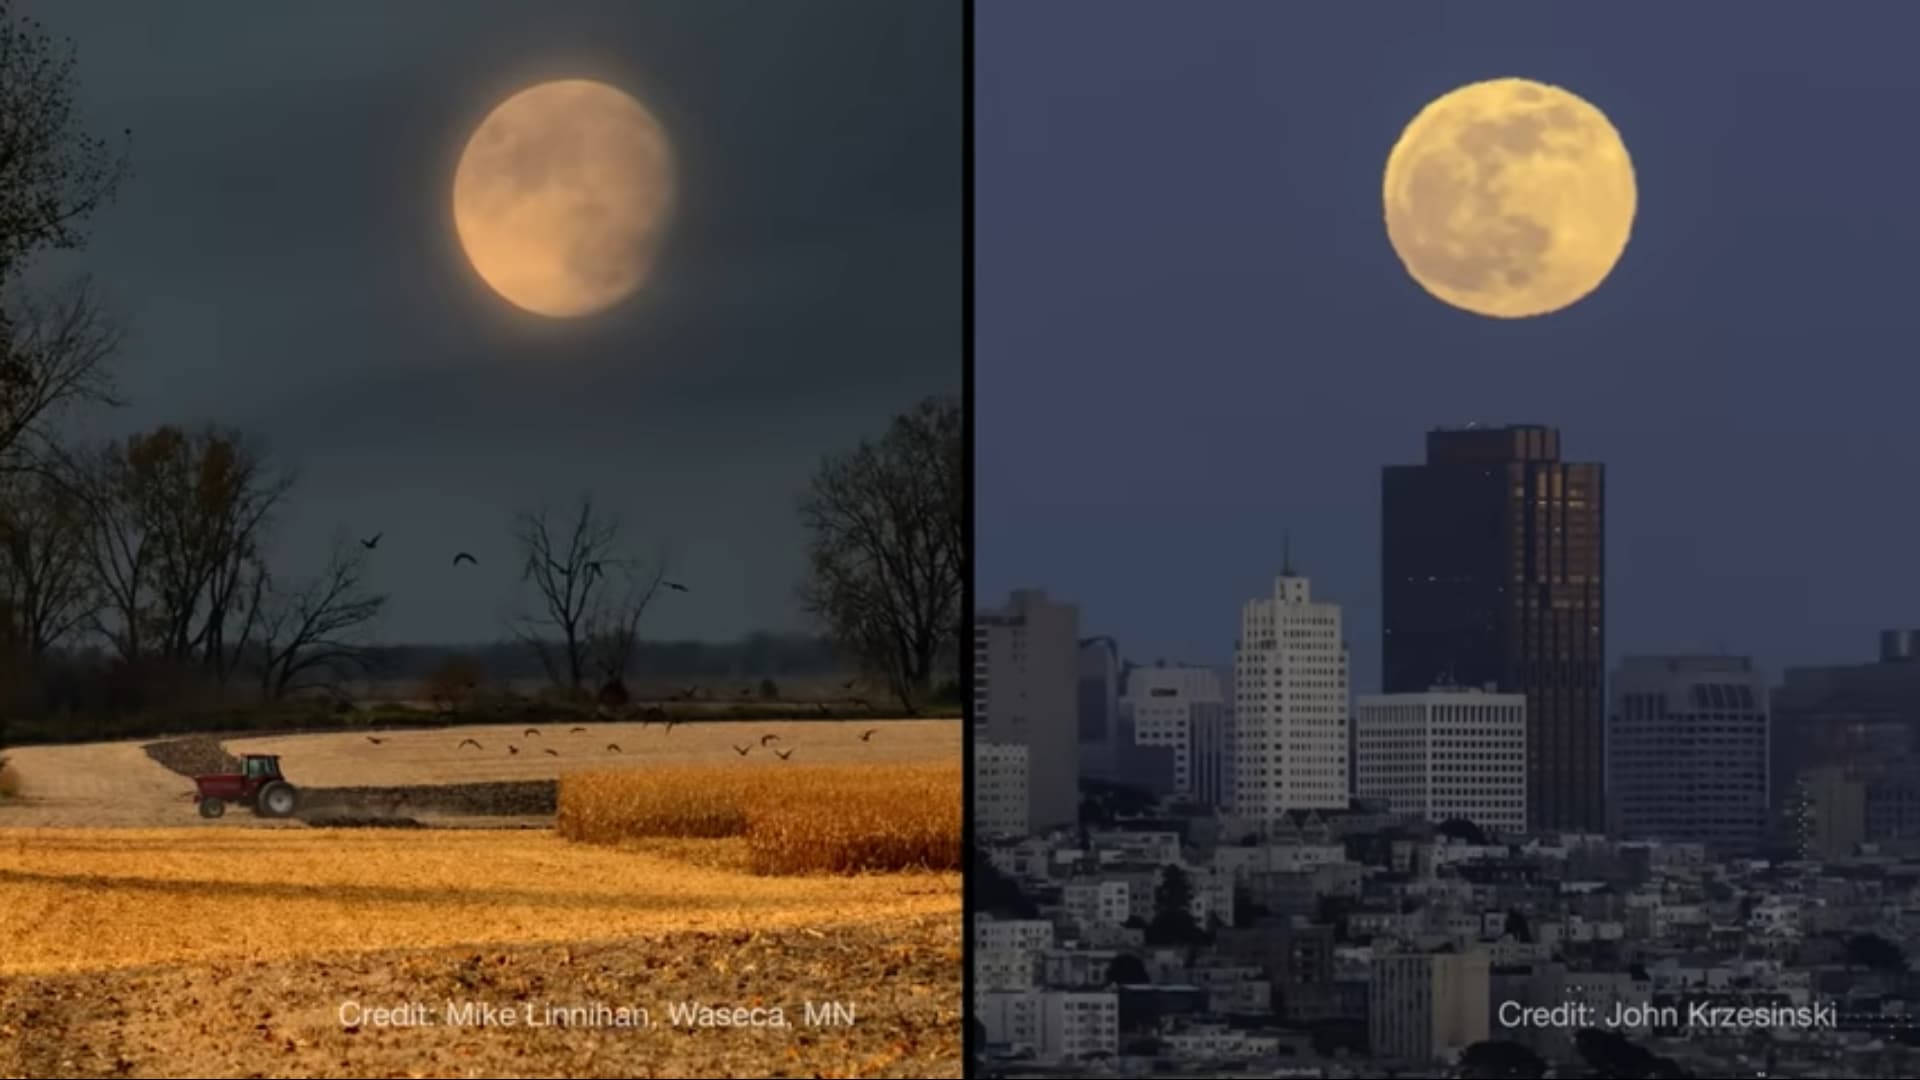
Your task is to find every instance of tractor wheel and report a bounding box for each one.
[198,797,225,819]
[257,781,298,818]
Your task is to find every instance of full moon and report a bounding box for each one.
[1383,78,1636,319]
[453,79,674,318]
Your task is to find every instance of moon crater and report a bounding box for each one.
[1384,78,1636,319]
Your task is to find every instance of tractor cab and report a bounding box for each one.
[241,754,283,782]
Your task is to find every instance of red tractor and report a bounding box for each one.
[193,753,300,819]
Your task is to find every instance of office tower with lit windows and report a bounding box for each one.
[1381,424,1605,832]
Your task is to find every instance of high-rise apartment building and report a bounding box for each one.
[1355,687,1527,834]
[975,590,1080,833]
[1609,656,1770,851]
[1382,424,1605,832]
[1234,570,1350,827]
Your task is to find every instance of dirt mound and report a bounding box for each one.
[300,814,426,829]
[302,780,557,817]
[142,735,240,778]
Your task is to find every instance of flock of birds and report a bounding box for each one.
[362,720,881,762]
[359,671,881,763]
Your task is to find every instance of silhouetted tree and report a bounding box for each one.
[1460,1040,1548,1079]
[1438,816,1488,845]
[79,424,289,669]
[1505,908,1533,943]
[1575,1028,1689,1079]
[0,467,96,654]
[1148,863,1206,945]
[512,496,621,693]
[0,2,131,286]
[797,396,960,714]
[1106,953,1150,986]
[246,540,386,701]
[1846,932,1910,973]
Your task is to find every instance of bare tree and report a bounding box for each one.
[78,424,290,668]
[0,277,122,472]
[250,541,386,701]
[0,467,94,654]
[512,496,620,694]
[798,396,963,715]
[588,554,669,690]
[0,2,132,284]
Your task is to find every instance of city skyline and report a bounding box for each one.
[975,1,1920,689]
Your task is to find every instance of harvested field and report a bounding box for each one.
[0,915,961,1079]
[0,719,958,828]
[0,828,956,976]
[226,717,957,788]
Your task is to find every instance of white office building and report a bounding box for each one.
[975,590,1080,832]
[974,742,1031,839]
[1355,687,1528,834]
[1234,570,1351,826]
[1609,655,1770,851]
[1371,949,1491,1065]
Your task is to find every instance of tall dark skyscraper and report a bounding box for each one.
[1381,425,1606,832]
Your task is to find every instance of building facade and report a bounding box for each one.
[1234,571,1350,826]
[974,742,1031,840]
[1122,662,1227,802]
[1609,656,1769,851]
[1370,949,1491,1065]
[976,589,1080,833]
[1354,687,1528,834]
[1382,424,1605,832]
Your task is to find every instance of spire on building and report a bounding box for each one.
[1282,530,1295,577]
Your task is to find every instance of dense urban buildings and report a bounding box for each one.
[1381,423,1606,832]
[1608,655,1770,851]
[1233,570,1351,825]
[1354,686,1528,833]
[1773,630,1920,848]
[973,428,1920,1077]
[975,589,1081,832]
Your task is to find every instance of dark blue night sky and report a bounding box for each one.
[974,1,1920,689]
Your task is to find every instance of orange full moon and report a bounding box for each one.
[453,79,674,318]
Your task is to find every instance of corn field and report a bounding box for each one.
[556,762,961,875]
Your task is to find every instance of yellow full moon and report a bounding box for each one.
[453,79,674,318]
[1383,78,1635,319]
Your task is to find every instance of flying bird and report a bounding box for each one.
[860,729,877,742]
[607,743,622,753]
[524,728,540,737]
[760,734,780,747]
[732,744,752,757]
[570,726,587,734]
[543,748,559,757]
[851,697,871,709]
[842,678,858,690]
[679,684,700,701]
[360,533,382,550]
[664,580,689,593]
[664,720,678,735]
[508,745,520,755]
[814,702,832,717]
[365,735,385,745]
[458,738,482,750]
[774,748,794,761]
[453,552,478,567]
